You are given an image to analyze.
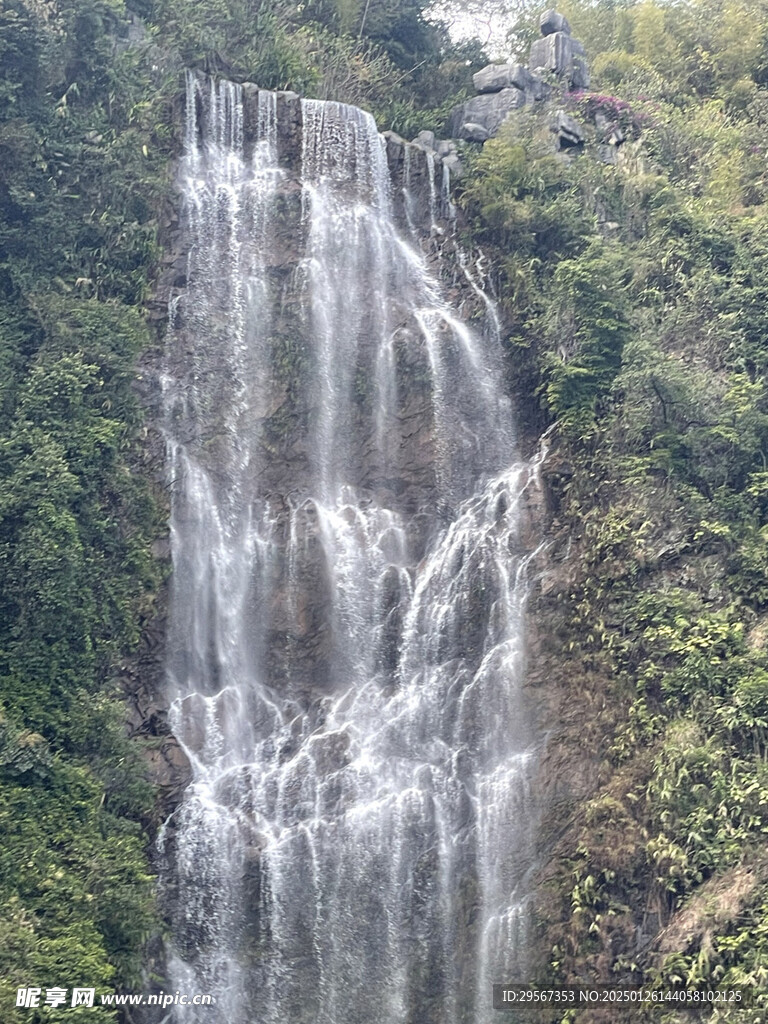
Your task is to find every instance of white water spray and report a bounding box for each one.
[159,71,541,1024]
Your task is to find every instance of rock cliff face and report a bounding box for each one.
[136,72,551,1024]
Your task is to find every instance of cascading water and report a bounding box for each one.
[159,71,543,1024]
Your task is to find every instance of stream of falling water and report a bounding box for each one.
[159,72,541,1024]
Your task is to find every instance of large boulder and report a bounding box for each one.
[530,32,590,89]
[450,87,526,139]
[473,64,515,93]
[540,8,571,35]
[530,32,572,76]
[473,62,550,101]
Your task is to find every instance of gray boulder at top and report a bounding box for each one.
[540,8,571,35]
[530,32,571,76]
[445,7,590,144]
[451,87,526,138]
[530,31,590,89]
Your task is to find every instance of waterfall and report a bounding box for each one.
[159,71,542,1024]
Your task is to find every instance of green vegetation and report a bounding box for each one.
[0,0,479,1015]
[459,0,768,1015]
[0,1,169,1016]
[5,0,768,1015]
[0,0,171,1013]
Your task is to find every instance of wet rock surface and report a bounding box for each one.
[135,71,552,1023]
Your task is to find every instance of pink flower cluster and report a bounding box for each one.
[566,91,651,138]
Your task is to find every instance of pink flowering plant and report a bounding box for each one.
[566,91,652,140]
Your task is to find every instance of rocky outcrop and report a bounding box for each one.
[529,11,590,91]
[406,128,464,178]
[451,87,527,139]
[552,109,585,149]
[450,7,590,143]
[473,63,517,94]
[540,9,570,35]
[472,62,548,99]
